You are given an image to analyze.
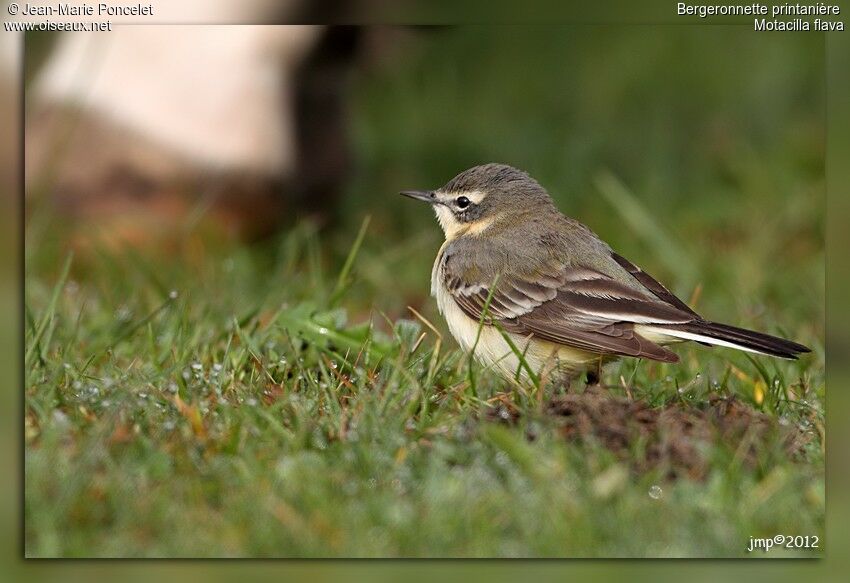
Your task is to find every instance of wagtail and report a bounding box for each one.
[401,163,810,384]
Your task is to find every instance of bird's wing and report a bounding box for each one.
[444,260,696,363]
[610,252,700,317]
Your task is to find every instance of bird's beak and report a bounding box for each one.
[399,190,436,204]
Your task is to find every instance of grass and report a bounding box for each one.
[24,216,823,557]
[24,26,824,557]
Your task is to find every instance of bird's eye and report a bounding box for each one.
[456,196,470,209]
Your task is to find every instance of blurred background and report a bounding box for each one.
[25,24,824,328]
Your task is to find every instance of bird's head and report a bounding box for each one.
[400,163,556,240]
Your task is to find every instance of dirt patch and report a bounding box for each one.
[490,387,812,480]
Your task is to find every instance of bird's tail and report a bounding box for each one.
[641,321,811,359]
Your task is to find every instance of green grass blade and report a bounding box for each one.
[26,252,73,372]
[493,323,540,389]
[330,215,371,307]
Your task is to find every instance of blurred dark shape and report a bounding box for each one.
[291,26,359,219]
[26,22,362,248]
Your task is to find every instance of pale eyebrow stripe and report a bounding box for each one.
[438,189,487,204]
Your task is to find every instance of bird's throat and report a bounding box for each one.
[434,206,498,241]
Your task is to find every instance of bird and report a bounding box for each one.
[400,163,810,385]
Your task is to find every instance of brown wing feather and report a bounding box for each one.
[445,265,690,363]
[610,252,700,317]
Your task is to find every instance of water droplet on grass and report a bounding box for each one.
[168,290,179,300]
[52,410,70,428]
[649,485,663,500]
